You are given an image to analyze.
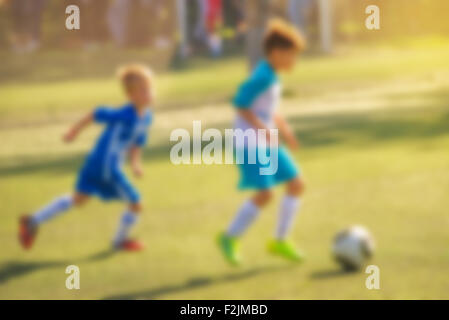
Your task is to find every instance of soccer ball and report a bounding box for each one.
[332,225,375,271]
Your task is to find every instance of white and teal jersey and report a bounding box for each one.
[233,60,281,147]
[232,60,300,189]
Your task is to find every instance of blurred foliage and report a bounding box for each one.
[1,0,449,49]
[0,0,178,48]
[334,0,449,41]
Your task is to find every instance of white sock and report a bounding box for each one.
[31,194,73,225]
[227,200,260,237]
[113,211,138,245]
[275,196,301,240]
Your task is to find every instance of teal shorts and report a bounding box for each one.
[236,146,300,190]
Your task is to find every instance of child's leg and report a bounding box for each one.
[113,202,142,247]
[275,177,305,240]
[226,189,273,237]
[19,192,89,249]
[219,190,272,265]
[30,192,89,226]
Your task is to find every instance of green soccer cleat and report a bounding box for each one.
[267,240,305,263]
[217,233,241,266]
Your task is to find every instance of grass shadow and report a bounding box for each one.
[0,143,173,178]
[103,264,295,300]
[0,260,67,284]
[309,268,359,280]
[82,248,117,262]
[290,107,449,149]
[0,248,116,284]
[1,104,449,179]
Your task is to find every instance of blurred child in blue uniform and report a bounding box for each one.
[19,64,154,252]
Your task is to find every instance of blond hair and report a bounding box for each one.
[264,18,306,54]
[117,64,153,91]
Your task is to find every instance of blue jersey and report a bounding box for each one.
[75,103,152,203]
[83,103,152,179]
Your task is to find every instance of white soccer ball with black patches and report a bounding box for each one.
[332,225,375,271]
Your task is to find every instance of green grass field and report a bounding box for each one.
[1,39,449,299]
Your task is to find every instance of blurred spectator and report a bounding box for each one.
[288,0,313,36]
[222,0,247,44]
[148,0,173,49]
[205,0,222,56]
[107,0,131,47]
[229,0,246,35]
[9,0,47,53]
[192,0,223,56]
[194,0,207,45]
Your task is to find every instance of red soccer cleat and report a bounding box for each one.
[115,239,145,252]
[19,215,38,250]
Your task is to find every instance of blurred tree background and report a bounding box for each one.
[0,0,448,52]
[334,0,449,41]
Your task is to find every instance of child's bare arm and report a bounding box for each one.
[63,112,94,143]
[274,113,299,150]
[129,146,143,178]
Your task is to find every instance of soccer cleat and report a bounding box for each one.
[114,239,145,252]
[267,240,304,262]
[217,233,241,266]
[19,215,38,250]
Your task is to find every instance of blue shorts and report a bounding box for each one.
[75,166,140,203]
[236,146,300,190]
